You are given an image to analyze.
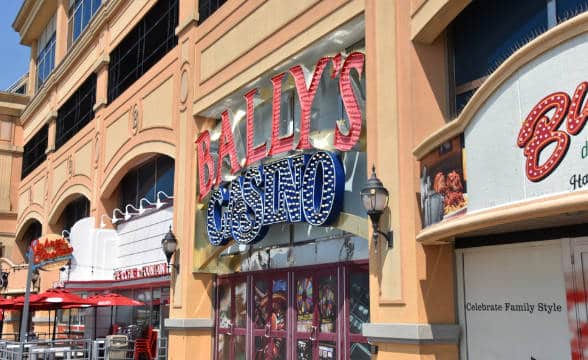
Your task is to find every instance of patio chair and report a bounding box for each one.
[133,326,156,360]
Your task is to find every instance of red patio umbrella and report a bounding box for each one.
[87,293,144,334]
[13,289,93,340]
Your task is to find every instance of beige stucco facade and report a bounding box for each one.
[6,0,586,359]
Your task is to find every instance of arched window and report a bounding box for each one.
[20,220,42,261]
[119,155,174,209]
[59,196,90,236]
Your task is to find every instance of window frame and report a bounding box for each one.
[55,73,97,150]
[67,0,103,47]
[107,0,178,103]
[21,125,49,179]
[448,0,569,117]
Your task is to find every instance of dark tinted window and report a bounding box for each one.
[22,221,42,246]
[107,0,178,103]
[199,0,228,23]
[22,125,48,179]
[61,196,90,233]
[119,155,174,209]
[453,0,547,86]
[451,0,548,114]
[557,0,588,21]
[56,74,97,150]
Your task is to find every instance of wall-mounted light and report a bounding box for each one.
[156,191,174,209]
[138,198,157,213]
[360,165,393,248]
[124,204,141,221]
[111,208,125,224]
[161,226,178,272]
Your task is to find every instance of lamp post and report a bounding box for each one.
[161,226,178,272]
[360,165,393,249]
[19,246,36,343]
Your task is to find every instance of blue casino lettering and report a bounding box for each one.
[206,151,344,245]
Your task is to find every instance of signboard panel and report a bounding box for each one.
[465,32,588,211]
[458,241,571,359]
[419,136,467,228]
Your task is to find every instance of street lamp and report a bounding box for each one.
[161,226,178,272]
[360,165,393,248]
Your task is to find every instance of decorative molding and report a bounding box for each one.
[175,12,199,36]
[416,189,588,244]
[164,318,214,330]
[92,54,110,73]
[413,11,588,159]
[93,99,107,112]
[362,323,461,344]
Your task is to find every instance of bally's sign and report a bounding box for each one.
[195,52,365,246]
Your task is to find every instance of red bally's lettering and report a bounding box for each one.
[244,88,266,166]
[195,131,215,201]
[195,52,366,199]
[517,82,588,182]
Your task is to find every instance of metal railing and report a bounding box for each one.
[0,337,168,360]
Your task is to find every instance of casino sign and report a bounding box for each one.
[196,52,365,246]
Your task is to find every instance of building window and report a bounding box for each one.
[60,196,90,235]
[199,0,227,24]
[56,74,97,150]
[37,15,57,90]
[450,0,588,116]
[107,0,178,103]
[215,263,370,360]
[22,221,42,247]
[119,155,174,210]
[21,125,48,179]
[68,0,102,46]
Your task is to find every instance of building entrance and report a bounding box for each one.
[216,262,370,360]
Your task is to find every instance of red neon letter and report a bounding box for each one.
[217,111,242,184]
[268,73,294,156]
[567,82,588,135]
[244,88,267,166]
[517,92,570,182]
[195,130,215,201]
[289,57,330,150]
[335,52,365,151]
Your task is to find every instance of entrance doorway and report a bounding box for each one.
[215,262,370,360]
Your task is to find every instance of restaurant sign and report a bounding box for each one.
[114,262,170,281]
[195,52,365,246]
[32,235,73,270]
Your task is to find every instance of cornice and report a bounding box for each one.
[413,11,588,159]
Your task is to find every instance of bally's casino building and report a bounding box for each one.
[4,0,588,359]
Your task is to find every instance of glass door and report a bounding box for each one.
[216,278,247,360]
[252,274,288,359]
[294,268,339,360]
[215,262,369,360]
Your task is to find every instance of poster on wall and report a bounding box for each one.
[457,241,571,359]
[419,135,467,228]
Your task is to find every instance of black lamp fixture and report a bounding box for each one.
[360,165,393,248]
[162,226,179,272]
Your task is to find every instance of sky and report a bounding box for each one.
[0,0,29,91]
